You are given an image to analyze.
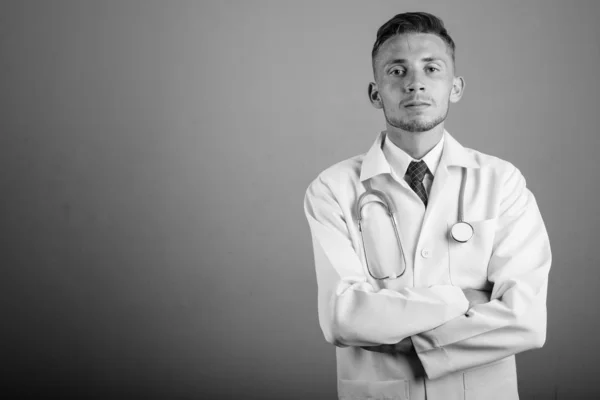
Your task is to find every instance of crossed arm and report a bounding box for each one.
[360,289,490,355]
[304,167,551,379]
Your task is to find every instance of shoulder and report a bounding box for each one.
[303,152,365,218]
[305,153,365,196]
[463,146,529,212]
[466,146,525,186]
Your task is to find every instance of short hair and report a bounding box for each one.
[372,12,456,64]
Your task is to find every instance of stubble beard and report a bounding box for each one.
[384,106,449,133]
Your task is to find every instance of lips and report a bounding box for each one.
[404,101,431,108]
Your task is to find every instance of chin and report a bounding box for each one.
[392,118,442,133]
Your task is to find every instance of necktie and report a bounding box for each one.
[406,160,429,206]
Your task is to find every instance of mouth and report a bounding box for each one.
[404,101,431,109]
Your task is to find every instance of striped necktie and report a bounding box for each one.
[406,160,429,206]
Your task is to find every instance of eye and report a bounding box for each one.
[426,66,440,73]
[389,67,405,76]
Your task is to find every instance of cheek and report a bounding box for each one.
[441,80,455,97]
[380,83,404,103]
[380,79,403,93]
[434,85,453,105]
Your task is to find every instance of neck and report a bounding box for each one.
[385,124,444,159]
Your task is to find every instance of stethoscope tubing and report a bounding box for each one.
[357,167,472,279]
[453,167,474,243]
[356,181,407,280]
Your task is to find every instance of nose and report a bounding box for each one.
[404,70,426,93]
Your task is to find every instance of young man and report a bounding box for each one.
[303,12,551,400]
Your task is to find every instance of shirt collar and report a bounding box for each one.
[360,129,480,182]
[382,132,445,180]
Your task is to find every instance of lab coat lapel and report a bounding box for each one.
[428,162,449,210]
[422,132,480,232]
[422,159,452,231]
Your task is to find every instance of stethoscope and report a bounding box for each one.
[356,167,473,280]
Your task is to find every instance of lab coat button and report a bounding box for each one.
[421,248,432,258]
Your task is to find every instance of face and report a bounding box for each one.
[369,33,464,133]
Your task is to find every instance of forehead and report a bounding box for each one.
[374,33,451,66]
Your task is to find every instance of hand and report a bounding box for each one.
[390,337,414,353]
[361,337,414,354]
[462,288,491,308]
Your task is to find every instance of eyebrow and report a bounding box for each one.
[385,57,447,66]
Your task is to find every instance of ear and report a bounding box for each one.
[368,82,383,109]
[449,76,465,103]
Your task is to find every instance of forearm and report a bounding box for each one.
[313,233,469,347]
[412,281,548,379]
[362,289,491,355]
[329,283,469,347]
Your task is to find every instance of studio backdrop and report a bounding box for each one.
[1,1,599,399]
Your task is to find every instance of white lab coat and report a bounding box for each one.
[303,131,551,400]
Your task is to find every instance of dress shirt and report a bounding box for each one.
[382,133,445,195]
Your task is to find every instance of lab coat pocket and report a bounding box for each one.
[447,218,497,288]
[463,357,518,400]
[338,379,409,400]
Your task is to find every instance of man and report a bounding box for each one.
[303,12,551,400]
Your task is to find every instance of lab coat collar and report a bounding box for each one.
[360,130,479,182]
[441,130,480,169]
[359,131,392,182]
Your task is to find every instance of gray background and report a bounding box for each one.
[1,1,598,399]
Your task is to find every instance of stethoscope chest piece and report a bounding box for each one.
[451,221,474,243]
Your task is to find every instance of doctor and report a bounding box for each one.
[303,11,551,400]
